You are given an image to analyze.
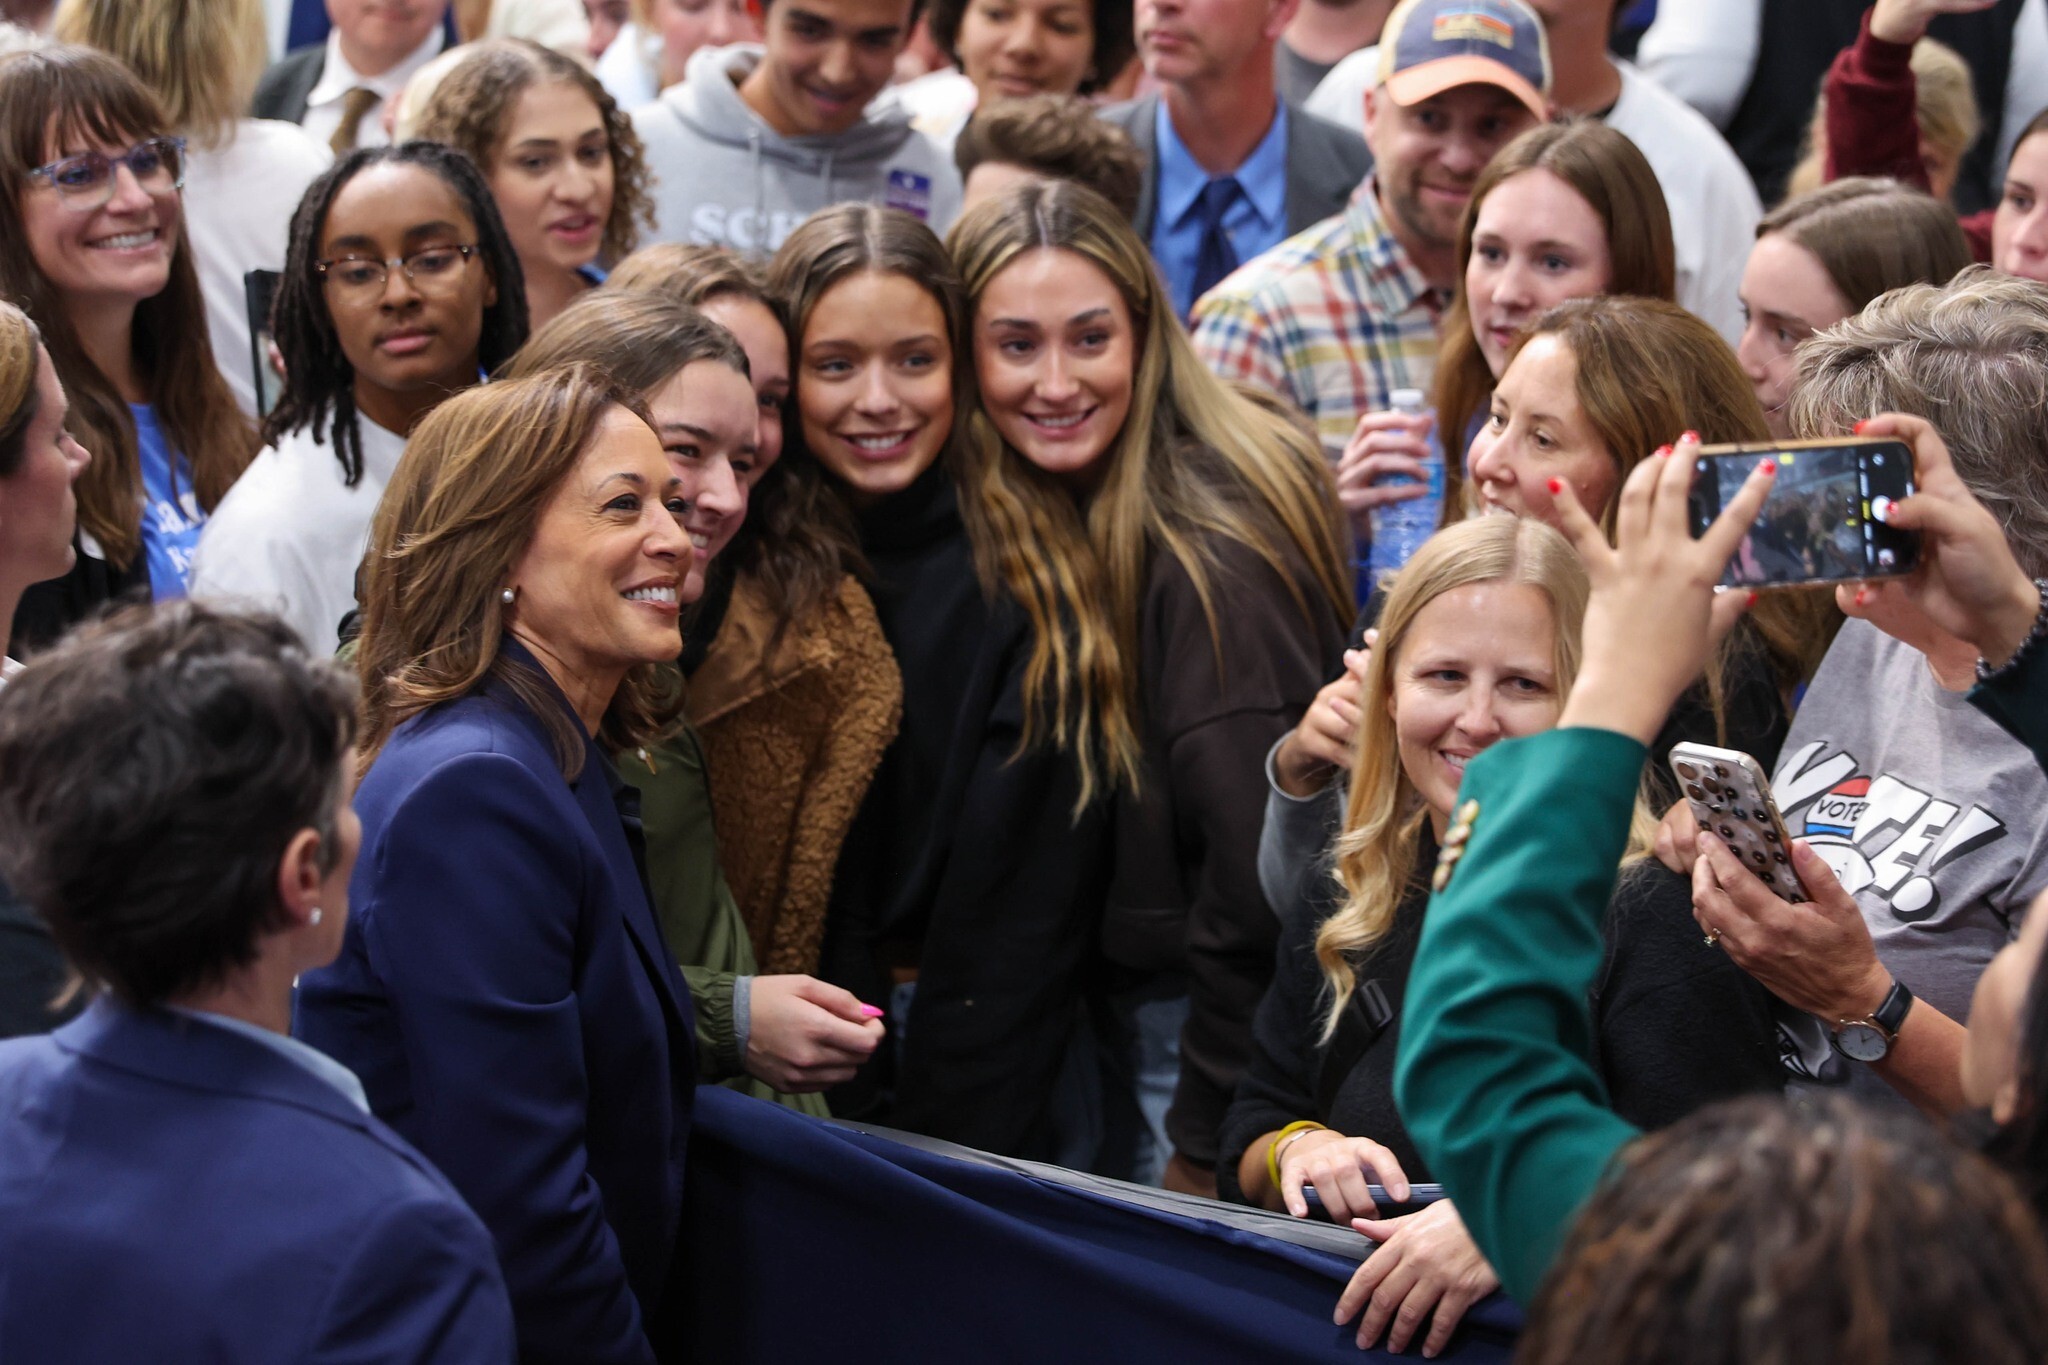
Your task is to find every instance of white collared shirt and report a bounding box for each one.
[301,25,446,151]
[169,1006,371,1114]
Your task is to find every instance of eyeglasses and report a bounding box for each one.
[315,245,482,299]
[28,137,187,208]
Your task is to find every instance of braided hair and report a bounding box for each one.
[263,140,530,487]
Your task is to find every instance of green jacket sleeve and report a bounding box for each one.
[1970,647,2048,771]
[682,965,745,1081]
[1391,727,1646,1304]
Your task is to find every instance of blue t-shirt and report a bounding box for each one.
[132,404,205,600]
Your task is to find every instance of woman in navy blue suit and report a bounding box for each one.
[0,601,515,1365]
[296,367,700,1365]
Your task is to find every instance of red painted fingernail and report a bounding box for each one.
[1681,430,1700,444]
[1854,587,1869,607]
[1853,418,1871,434]
[1546,477,1563,495]
[1653,443,1672,458]
[1746,592,1759,608]
[860,1004,885,1018]
[1759,460,1777,475]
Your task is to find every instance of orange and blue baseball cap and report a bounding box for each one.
[1377,0,1551,122]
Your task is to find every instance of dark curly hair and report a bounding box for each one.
[262,141,530,488]
[926,0,1134,96]
[1523,1093,2048,1365]
[411,36,653,265]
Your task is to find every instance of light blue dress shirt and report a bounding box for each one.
[1150,99,1291,321]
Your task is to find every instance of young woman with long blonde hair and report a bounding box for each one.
[948,178,1351,1192]
[1219,515,1781,1357]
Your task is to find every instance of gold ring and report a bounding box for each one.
[1703,927,1722,948]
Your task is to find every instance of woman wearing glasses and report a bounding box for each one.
[189,143,528,652]
[0,46,256,653]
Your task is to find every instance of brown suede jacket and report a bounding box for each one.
[688,571,902,976]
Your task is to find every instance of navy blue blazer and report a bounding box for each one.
[297,657,697,1365]
[0,997,514,1364]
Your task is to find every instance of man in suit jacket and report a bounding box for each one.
[1100,0,1370,320]
[252,0,449,153]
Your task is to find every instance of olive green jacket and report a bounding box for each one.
[623,727,829,1118]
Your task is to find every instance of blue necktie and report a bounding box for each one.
[1190,176,1244,311]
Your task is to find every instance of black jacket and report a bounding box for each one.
[821,465,1112,1159]
[1106,527,1346,1167]
[1217,842,1784,1204]
[250,45,327,125]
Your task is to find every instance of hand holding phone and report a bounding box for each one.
[1667,742,1808,903]
[1687,438,1920,589]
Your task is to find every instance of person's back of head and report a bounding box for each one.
[0,600,357,1009]
[1522,1093,2048,1365]
[1789,265,2048,577]
[53,0,267,147]
[954,94,1144,221]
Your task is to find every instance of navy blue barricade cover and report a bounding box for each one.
[679,1087,1522,1362]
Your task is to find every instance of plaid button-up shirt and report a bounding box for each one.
[1190,181,1446,461]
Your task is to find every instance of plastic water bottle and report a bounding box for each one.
[1365,388,1445,589]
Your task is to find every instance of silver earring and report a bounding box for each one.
[309,907,323,926]
[500,588,516,607]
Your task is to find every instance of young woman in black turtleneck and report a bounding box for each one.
[764,204,1112,1163]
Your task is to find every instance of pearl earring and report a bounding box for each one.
[501,588,516,607]
[309,907,323,926]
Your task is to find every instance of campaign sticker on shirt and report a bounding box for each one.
[884,170,933,222]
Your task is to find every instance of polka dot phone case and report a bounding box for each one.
[1668,742,1810,904]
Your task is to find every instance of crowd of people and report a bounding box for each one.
[3,0,2048,1359]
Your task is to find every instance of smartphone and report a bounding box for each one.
[1668,742,1808,904]
[1687,438,1919,588]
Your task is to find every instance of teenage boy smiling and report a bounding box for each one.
[633,0,964,254]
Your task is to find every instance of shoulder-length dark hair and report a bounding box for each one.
[411,37,654,264]
[0,45,257,569]
[353,367,681,777]
[764,203,974,566]
[264,141,530,487]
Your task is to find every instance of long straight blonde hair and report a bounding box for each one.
[1316,516,1657,1038]
[948,179,1351,808]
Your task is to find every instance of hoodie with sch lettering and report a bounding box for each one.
[631,43,963,257]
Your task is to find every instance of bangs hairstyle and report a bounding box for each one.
[947,179,1350,809]
[354,367,682,776]
[603,243,859,641]
[411,37,653,264]
[264,141,531,487]
[1316,517,1659,1037]
[926,0,1135,96]
[1757,177,1971,314]
[53,0,269,146]
[1435,118,1676,525]
[765,202,972,576]
[0,302,41,478]
[0,45,256,571]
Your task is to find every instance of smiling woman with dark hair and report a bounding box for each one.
[297,367,700,1365]
[189,141,528,653]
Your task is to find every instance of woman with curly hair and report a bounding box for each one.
[188,143,527,652]
[412,37,653,329]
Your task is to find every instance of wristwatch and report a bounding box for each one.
[1832,979,1915,1063]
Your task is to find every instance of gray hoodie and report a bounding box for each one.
[631,44,964,256]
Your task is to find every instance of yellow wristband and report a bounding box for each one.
[1265,1120,1326,1192]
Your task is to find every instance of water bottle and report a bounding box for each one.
[1365,388,1445,589]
